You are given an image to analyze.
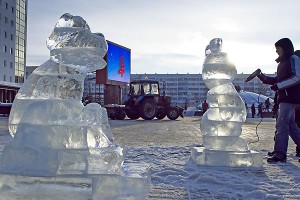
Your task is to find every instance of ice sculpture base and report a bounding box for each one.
[191,147,263,167]
[0,146,125,176]
[0,163,151,200]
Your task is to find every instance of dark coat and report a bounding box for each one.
[251,104,255,113]
[262,38,300,104]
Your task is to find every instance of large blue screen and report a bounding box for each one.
[107,41,131,83]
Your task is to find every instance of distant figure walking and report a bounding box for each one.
[251,103,256,118]
[265,98,270,111]
[257,103,263,117]
[202,100,209,114]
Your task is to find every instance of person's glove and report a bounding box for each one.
[257,72,266,82]
[270,84,279,91]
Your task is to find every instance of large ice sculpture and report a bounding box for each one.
[191,38,262,167]
[0,13,150,199]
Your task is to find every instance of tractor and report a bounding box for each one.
[107,80,183,120]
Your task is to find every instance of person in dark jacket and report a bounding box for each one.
[202,100,209,114]
[257,38,300,163]
[295,50,300,129]
[265,98,271,111]
[257,103,263,117]
[251,103,256,118]
[294,50,300,158]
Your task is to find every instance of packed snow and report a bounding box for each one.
[112,117,300,200]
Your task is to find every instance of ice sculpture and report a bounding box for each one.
[191,38,262,167]
[0,13,150,199]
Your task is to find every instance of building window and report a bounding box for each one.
[5,16,8,23]
[4,60,7,67]
[3,45,7,52]
[10,62,13,68]
[11,6,14,13]
[5,2,8,9]
[4,31,7,38]
[3,75,6,81]
[10,34,13,40]
[10,48,13,54]
[10,20,14,27]
[10,76,12,82]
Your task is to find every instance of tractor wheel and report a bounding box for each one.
[115,110,126,120]
[139,98,157,120]
[167,107,180,120]
[109,112,116,120]
[156,110,166,119]
[125,110,140,120]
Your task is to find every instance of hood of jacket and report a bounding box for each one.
[275,38,294,63]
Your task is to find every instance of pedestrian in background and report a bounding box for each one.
[257,103,263,117]
[202,100,208,114]
[265,98,270,111]
[251,103,256,118]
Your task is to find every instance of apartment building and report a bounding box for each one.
[82,72,275,107]
[0,0,27,102]
[131,73,275,107]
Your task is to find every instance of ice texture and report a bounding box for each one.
[0,163,151,200]
[92,163,151,200]
[1,13,122,176]
[202,38,236,89]
[193,38,262,167]
[191,147,262,167]
[0,13,151,199]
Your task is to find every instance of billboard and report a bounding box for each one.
[96,40,131,84]
[107,41,131,83]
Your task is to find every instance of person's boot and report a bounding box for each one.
[296,146,300,157]
[267,151,275,157]
[267,155,286,163]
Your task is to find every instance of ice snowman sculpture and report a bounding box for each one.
[191,38,262,167]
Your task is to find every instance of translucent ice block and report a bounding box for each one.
[0,175,93,200]
[92,163,151,200]
[202,136,249,151]
[0,163,151,200]
[200,114,243,137]
[191,147,263,167]
[202,63,236,89]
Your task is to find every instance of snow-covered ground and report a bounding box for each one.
[126,145,300,200]
[113,117,300,200]
[1,116,300,200]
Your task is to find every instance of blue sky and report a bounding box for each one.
[27,0,300,74]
